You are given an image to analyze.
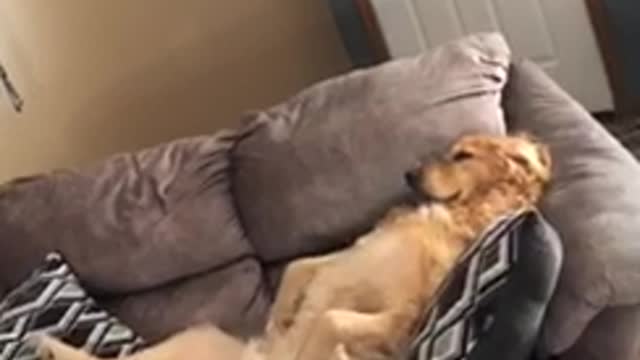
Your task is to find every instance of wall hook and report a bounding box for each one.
[0,63,23,113]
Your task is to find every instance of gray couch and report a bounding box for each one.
[1,33,639,359]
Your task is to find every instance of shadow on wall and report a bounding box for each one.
[0,1,351,182]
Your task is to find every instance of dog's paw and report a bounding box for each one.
[268,302,301,335]
[379,206,414,227]
[24,334,56,360]
[36,346,57,360]
[331,344,351,360]
[265,315,294,337]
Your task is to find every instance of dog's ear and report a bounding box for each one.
[505,134,552,181]
[534,142,552,180]
[511,132,552,175]
[535,143,551,167]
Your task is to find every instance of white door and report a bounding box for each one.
[370,0,613,112]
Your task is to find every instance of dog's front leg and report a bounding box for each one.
[268,254,339,335]
[31,335,97,360]
[294,310,397,360]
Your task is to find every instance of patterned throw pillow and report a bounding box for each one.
[0,253,145,360]
[409,210,556,360]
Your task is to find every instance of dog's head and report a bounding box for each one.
[405,133,551,205]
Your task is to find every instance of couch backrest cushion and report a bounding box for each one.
[0,133,254,296]
[231,33,511,262]
[504,60,640,355]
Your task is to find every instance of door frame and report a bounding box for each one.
[585,0,640,117]
[328,0,390,67]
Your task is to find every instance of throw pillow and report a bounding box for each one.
[0,253,145,359]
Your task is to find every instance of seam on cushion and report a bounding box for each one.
[227,114,276,299]
[163,126,263,262]
[227,113,273,248]
[130,152,169,215]
[429,89,502,108]
[214,123,267,263]
[243,272,270,314]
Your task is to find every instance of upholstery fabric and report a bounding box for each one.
[504,60,640,359]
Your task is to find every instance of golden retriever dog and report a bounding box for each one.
[34,133,551,360]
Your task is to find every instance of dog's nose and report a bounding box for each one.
[405,169,420,189]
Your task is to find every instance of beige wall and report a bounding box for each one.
[0,1,350,182]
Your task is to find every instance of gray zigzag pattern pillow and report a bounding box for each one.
[0,253,145,359]
[410,211,541,360]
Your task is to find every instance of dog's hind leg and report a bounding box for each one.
[268,254,340,335]
[32,325,249,360]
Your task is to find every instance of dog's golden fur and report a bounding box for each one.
[35,134,551,360]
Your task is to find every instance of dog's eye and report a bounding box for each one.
[452,151,474,162]
[511,154,530,169]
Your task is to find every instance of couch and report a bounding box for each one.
[1,33,640,359]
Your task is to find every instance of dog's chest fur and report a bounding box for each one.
[273,205,465,356]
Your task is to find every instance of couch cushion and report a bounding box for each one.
[232,33,511,262]
[503,60,640,357]
[100,257,270,341]
[559,305,640,360]
[0,133,252,296]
